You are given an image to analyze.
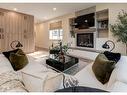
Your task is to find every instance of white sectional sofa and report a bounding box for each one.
[22,51,127,92]
[0,50,127,92]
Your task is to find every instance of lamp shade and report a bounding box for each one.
[16,42,23,48]
[102,43,110,49]
[102,40,115,52]
[10,40,23,49]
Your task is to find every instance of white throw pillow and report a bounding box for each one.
[107,56,127,88]
[22,72,48,92]
[43,73,79,92]
[22,71,63,92]
[62,74,78,88]
[0,54,13,73]
[75,64,107,90]
[43,73,63,92]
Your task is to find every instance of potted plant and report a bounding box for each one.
[49,41,69,62]
[110,10,127,55]
[49,46,60,54]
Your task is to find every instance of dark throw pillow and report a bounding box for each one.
[9,49,28,71]
[103,51,121,63]
[92,53,116,84]
[2,49,19,60]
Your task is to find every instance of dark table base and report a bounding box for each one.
[55,86,108,92]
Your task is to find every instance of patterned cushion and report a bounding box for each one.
[63,74,78,88]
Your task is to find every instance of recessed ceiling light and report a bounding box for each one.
[53,8,57,11]
[13,8,17,11]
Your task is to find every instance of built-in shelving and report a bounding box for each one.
[69,18,76,38]
[69,8,109,38]
[96,9,109,38]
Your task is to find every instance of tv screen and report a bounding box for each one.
[75,13,95,29]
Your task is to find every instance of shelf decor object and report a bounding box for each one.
[10,40,23,49]
[102,40,115,52]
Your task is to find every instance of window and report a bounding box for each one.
[49,21,63,40]
[49,29,63,40]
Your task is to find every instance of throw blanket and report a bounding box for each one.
[0,71,27,92]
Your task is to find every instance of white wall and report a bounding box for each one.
[35,22,49,49]
[35,4,127,55]
[35,13,75,49]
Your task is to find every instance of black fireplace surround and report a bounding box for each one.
[77,33,94,48]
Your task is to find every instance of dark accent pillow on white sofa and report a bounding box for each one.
[103,51,121,63]
[3,49,19,60]
[92,53,116,84]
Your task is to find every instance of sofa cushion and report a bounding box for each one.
[92,53,116,84]
[43,73,63,92]
[22,71,63,92]
[20,58,54,74]
[75,64,108,90]
[63,74,78,88]
[0,54,13,73]
[9,49,28,71]
[22,72,48,92]
[2,49,19,60]
[103,51,121,63]
[107,56,127,88]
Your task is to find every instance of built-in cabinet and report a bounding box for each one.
[0,8,35,53]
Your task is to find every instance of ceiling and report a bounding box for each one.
[0,3,95,23]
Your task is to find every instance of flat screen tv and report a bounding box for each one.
[75,13,95,29]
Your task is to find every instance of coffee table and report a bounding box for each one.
[46,55,79,73]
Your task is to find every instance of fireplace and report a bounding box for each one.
[77,33,94,48]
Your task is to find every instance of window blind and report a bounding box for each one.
[49,21,62,30]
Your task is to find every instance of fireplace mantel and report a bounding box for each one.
[69,47,103,53]
[74,27,96,33]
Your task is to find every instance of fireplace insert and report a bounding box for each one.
[77,33,94,48]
